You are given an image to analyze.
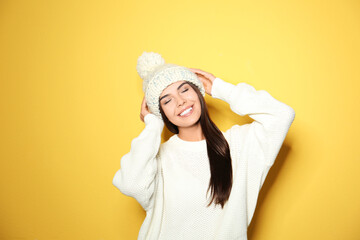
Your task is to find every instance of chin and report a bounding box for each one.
[174,114,201,128]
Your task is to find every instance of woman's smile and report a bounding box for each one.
[178,105,194,117]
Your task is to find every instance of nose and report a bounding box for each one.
[177,96,186,107]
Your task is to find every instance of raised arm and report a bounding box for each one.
[211,77,295,167]
[210,77,295,226]
[112,113,164,211]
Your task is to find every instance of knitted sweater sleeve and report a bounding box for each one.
[211,77,295,226]
[112,113,164,211]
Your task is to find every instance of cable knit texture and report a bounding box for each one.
[113,77,295,240]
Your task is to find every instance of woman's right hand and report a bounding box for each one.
[140,96,151,122]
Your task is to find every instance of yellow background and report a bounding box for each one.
[1,0,359,239]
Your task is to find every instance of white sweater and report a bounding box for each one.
[113,77,295,240]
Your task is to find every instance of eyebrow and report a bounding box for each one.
[159,82,188,101]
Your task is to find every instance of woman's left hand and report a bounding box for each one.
[188,68,216,96]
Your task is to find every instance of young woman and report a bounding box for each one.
[113,52,295,240]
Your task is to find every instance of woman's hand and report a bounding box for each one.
[189,68,216,96]
[140,96,151,122]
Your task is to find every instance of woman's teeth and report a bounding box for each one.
[180,107,192,116]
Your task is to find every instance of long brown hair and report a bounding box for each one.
[159,81,233,209]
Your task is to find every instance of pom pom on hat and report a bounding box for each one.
[136,52,165,80]
[136,51,205,120]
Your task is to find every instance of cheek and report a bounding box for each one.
[192,97,202,113]
[189,94,200,105]
[162,104,175,118]
[183,92,198,102]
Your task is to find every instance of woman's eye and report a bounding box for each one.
[164,99,171,105]
[182,88,189,93]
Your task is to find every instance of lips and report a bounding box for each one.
[178,105,194,116]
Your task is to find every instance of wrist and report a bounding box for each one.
[211,77,235,101]
[144,113,164,128]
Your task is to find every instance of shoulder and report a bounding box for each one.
[158,136,175,154]
[223,123,252,145]
[222,123,256,163]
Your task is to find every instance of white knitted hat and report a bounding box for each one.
[136,51,205,119]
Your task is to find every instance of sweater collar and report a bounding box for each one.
[168,134,207,152]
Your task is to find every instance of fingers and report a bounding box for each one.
[141,96,146,108]
[188,68,215,81]
[140,96,148,122]
[140,96,151,120]
[189,68,208,76]
[189,68,207,76]
[189,68,214,96]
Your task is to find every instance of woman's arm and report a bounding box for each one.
[190,68,295,226]
[210,77,295,226]
[189,68,295,167]
[211,77,295,167]
[112,99,164,212]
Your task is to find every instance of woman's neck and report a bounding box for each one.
[177,122,205,142]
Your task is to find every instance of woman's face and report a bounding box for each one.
[159,81,201,129]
